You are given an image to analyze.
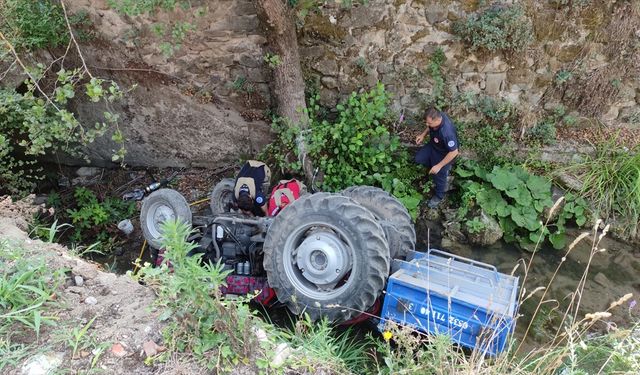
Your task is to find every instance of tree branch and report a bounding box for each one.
[60,0,93,79]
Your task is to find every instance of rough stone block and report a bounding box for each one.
[484,73,506,95]
[313,59,339,76]
[480,57,508,73]
[425,4,447,25]
[321,76,338,89]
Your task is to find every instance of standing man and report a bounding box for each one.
[234,160,271,216]
[415,108,459,209]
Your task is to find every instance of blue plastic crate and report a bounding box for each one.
[378,249,519,356]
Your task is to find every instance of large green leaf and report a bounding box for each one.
[488,167,521,192]
[499,216,517,242]
[474,164,489,181]
[512,166,531,182]
[506,184,533,206]
[496,200,511,217]
[510,206,541,231]
[455,165,474,177]
[549,231,567,249]
[518,236,538,252]
[527,174,552,200]
[476,188,506,216]
[528,226,550,244]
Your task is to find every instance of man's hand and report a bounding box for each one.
[415,133,426,145]
[429,164,442,175]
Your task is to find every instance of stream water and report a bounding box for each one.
[416,220,640,347]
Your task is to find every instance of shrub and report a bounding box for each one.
[452,92,520,166]
[453,4,533,54]
[426,48,447,111]
[0,0,69,50]
[65,187,135,246]
[526,120,557,146]
[0,73,125,196]
[261,83,424,218]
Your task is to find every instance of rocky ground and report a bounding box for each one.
[0,196,208,374]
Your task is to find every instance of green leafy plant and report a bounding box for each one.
[555,70,573,85]
[264,53,282,68]
[261,83,423,217]
[452,92,520,167]
[354,56,369,73]
[308,83,423,216]
[59,316,97,359]
[106,0,190,16]
[30,219,72,243]
[0,338,33,373]
[453,4,533,53]
[526,120,557,146]
[0,66,128,195]
[68,9,96,42]
[426,48,447,110]
[376,324,460,375]
[465,217,486,234]
[455,159,589,251]
[229,76,255,94]
[65,187,135,247]
[107,1,199,57]
[275,315,372,373]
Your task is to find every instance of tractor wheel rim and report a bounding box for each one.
[148,202,176,239]
[283,223,355,301]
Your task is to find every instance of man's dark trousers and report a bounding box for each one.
[415,143,451,199]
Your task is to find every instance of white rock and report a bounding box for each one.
[75,167,102,177]
[271,343,292,367]
[74,275,84,287]
[254,328,268,342]
[21,353,64,375]
[85,296,98,305]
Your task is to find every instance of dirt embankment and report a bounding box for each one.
[0,196,205,374]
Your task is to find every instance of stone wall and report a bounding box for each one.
[43,0,640,167]
[300,0,639,126]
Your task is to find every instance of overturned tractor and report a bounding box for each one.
[139,180,416,322]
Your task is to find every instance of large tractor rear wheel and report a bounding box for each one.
[263,193,390,322]
[341,186,416,259]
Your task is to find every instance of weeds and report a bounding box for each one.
[0,239,62,339]
[277,315,371,374]
[562,139,640,239]
[0,338,34,372]
[58,317,97,359]
[30,219,72,243]
[453,4,533,54]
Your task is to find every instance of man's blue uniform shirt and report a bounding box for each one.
[428,113,459,155]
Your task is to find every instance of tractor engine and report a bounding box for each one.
[196,214,267,277]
